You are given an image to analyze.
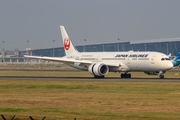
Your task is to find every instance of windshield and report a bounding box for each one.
[161,58,170,61]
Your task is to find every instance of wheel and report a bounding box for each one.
[121,74,124,78]
[121,73,131,78]
[128,74,131,78]
[124,73,127,78]
[159,75,164,79]
[101,76,105,78]
[94,75,104,78]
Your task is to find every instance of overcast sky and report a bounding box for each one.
[0,0,180,50]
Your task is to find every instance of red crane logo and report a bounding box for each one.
[64,37,70,50]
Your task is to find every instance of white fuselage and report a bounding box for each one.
[64,51,173,72]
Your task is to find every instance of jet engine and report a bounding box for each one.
[88,63,109,77]
[144,71,163,75]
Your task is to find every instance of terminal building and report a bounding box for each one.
[20,38,180,57]
[1,38,180,63]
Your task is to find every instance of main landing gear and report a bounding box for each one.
[159,74,164,79]
[94,75,104,78]
[121,73,131,78]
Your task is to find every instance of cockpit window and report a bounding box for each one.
[161,58,170,61]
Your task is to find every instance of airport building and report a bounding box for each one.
[1,38,180,63]
[19,38,180,57]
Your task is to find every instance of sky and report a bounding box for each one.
[0,0,180,51]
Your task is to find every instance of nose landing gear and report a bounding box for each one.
[159,74,164,79]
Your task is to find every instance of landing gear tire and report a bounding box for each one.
[94,75,104,78]
[121,73,131,78]
[159,75,164,79]
[128,74,131,78]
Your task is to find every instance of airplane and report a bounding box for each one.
[24,26,180,79]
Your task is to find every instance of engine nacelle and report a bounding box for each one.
[144,71,163,75]
[88,63,109,77]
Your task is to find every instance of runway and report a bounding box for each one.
[0,76,180,82]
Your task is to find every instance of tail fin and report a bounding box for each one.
[172,51,180,67]
[175,51,180,60]
[60,26,78,56]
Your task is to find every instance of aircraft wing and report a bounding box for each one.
[24,55,92,66]
[24,55,121,67]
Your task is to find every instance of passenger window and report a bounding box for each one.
[165,58,170,60]
[161,58,165,61]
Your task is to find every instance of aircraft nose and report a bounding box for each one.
[167,62,173,69]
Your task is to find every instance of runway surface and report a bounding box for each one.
[0,76,180,82]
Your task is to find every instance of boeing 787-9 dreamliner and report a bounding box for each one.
[24,26,180,79]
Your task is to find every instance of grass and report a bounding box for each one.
[0,65,180,119]
[0,79,180,120]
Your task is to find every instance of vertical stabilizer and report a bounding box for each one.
[60,26,78,56]
[172,51,180,67]
[175,51,180,60]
